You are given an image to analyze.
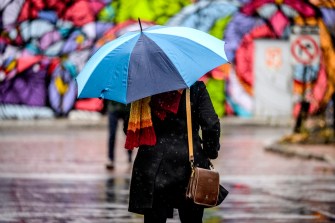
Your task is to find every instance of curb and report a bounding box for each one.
[265,143,335,165]
[0,116,289,131]
[0,117,108,130]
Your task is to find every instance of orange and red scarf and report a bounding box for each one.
[125,90,183,150]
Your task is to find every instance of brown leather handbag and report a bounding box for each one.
[186,163,220,206]
[185,88,228,207]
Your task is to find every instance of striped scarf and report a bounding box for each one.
[125,90,183,150]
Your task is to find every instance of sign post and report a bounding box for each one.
[290,25,320,133]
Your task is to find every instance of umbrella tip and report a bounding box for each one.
[138,18,143,32]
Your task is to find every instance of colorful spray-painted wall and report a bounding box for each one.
[0,0,334,119]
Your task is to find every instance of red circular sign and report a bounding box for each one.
[290,35,319,65]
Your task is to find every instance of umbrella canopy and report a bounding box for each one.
[76,24,229,104]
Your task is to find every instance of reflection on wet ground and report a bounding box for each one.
[0,122,335,222]
[0,177,136,222]
[1,175,335,223]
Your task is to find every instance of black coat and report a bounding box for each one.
[125,81,220,215]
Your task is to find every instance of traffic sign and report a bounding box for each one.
[290,26,320,66]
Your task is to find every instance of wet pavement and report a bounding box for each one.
[0,117,335,223]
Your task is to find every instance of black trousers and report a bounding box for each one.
[108,111,132,162]
[143,201,204,223]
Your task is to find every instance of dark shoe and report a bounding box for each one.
[105,161,114,170]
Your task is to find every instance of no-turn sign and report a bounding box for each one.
[290,26,320,66]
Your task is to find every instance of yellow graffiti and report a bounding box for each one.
[55,76,68,95]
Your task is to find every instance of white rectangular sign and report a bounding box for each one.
[253,40,293,119]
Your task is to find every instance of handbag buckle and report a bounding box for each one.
[190,160,195,176]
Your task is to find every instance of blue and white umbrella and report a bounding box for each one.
[76,23,229,104]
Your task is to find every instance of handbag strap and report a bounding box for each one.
[186,88,194,163]
[186,88,215,169]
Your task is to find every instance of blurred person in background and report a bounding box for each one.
[106,101,132,170]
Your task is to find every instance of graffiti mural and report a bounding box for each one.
[0,0,334,119]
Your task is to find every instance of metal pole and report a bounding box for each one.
[294,65,310,133]
[333,92,335,137]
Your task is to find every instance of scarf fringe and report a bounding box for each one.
[125,97,156,150]
[125,127,156,150]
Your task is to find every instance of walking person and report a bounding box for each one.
[123,81,221,223]
[106,101,132,170]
